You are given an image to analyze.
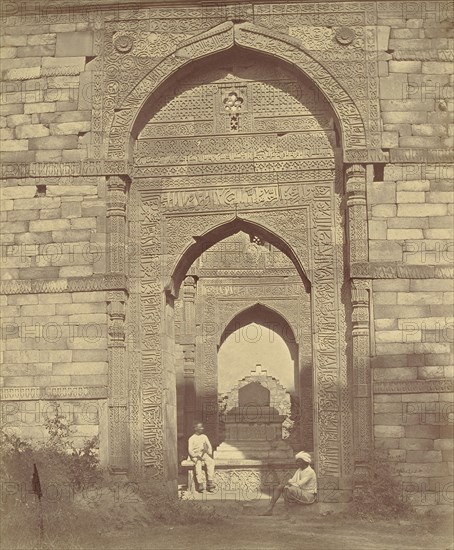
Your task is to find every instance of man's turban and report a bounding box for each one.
[295,451,312,464]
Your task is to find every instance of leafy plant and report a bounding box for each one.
[352,450,412,520]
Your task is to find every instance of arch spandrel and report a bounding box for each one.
[107,21,369,163]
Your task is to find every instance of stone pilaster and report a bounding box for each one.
[182,275,197,439]
[346,164,372,480]
[106,175,129,471]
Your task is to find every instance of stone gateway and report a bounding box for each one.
[1,1,452,511]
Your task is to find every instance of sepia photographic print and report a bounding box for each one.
[0,1,453,549]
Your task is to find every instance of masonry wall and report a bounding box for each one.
[0,1,453,503]
[369,7,453,511]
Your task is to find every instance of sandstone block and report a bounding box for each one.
[382,111,427,123]
[374,438,400,449]
[6,114,31,127]
[0,47,16,59]
[72,349,108,362]
[383,123,411,135]
[8,210,40,223]
[28,135,78,150]
[374,402,403,413]
[374,425,404,438]
[56,303,105,315]
[56,32,94,57]
[410,279,454,291]
[381,131,399,148]
[405,425,440,439]
[434,440,454,452]
[374,413,407,425]
[1,186,36,199]
[61,201,82,218]
[70,217,96,229]
[423,228,453,239]
[374,394,403,403]
[368,220,387,240]
[373,279,410,291]
[24,103,56,114]
[39,350,72,362]
[387,217,429,228]
[426,191,454,204]
[3,67,41,81]
[27,34,56,46]
[373,292,397,305]
[422,62,453,74]
[389,60,422,73]
[369,241,402,261]
[67,337,107,350]
[49,119,90,134]
[400,438,434,450]
[40,110,91,124]
[396,179,430,191]
[424,353,453,366]
[59,265,94,277]
[17,46,55,57]
[417,366,445,379]
[407,450,442,463]
[35,150,62,163]
[29,219,70,232]
[379,74,408,100]
[368,182,396,204]
[0,140,28,152]
[390,28,422,38]
[52,230,91,242]
[374,319,398,330]
[400,136,443,148]
[1,35,27,46]
[396,191,425,203]
[373,365,417,379]
[414,342,451,354]
[387,228,424,239]
[19,266,60,279]
[47,185,96,197]
[72,292,107,303]
[412,124,447,137]
[15,124,50,139]
[398,204,447,216]
[14,197,60,210]
[40,208,62,220]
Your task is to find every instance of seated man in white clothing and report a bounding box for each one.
[188,422,216,493]
[262,451,317,515]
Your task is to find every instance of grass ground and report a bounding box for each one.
[2,498,452,550]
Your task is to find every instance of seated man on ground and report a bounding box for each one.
[188,422,216,493]
[263,451,317,515]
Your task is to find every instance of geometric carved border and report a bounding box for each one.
[374,380,454,394]
[0,273,128,295]
[0,386,108,400]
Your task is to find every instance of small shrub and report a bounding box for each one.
[352,450,412,520]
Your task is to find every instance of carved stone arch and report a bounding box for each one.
[167,216,311,299]
[218,301,298,347]
[107,21,368,162]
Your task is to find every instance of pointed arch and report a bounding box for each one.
[219,302,297,348]
[107,21,367,162]
[167,216,311,298]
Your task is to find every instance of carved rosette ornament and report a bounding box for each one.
[335,27,355,45]
[114,34,133,53]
